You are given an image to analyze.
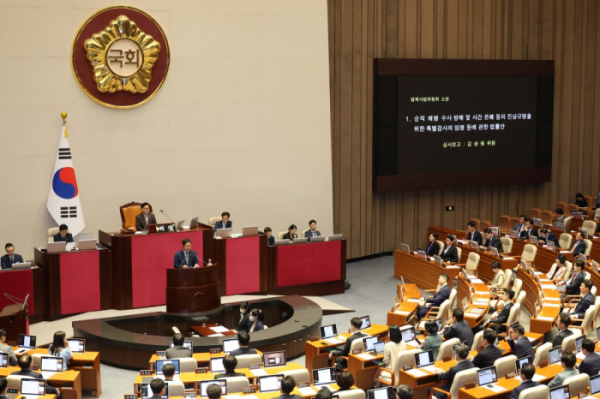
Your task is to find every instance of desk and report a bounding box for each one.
[510,239,561,273]
[455,245,518,284]
[131,384,345,399]
[191,323,236,337]
[522,272,561,335]
[394,250,461,290]
[0,366,81,399]
[33,248,111,320]
[387,284,420,326]
[456,275,490,328]
[0,267,44,323]
[148,350,264,369]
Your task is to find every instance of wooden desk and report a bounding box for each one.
[394,250,462,290]
[0,366,81,399]
[456,275,490,328]
[388,283,420,326]
[510,239,562,273]
[148,350,264,369]
[191,323,236,337]
[519,271,561,334]
[455,245,518,284]
[135,385,346,399]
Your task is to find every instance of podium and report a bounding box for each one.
[0,304,27,342]
[166,265,221,313]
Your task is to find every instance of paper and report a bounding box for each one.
[577,352,586,360]
[407,299,420,303]
[422,366,442,374]
[324,338,343,345]
[446,266,460,269]
[483,384,506,393]
[527,337,536,342]
[544,303,560,308]
[242,395,259,399]
[466,313,484,318]
[536,316,555,321]
[406,369,428,377]
[472,279,484,284]
[542,284,555,289]
[394,310,410,316]
[298,387,317,396]
[515,374,544,382]
[208,333,224,337]
[475,291,488,295]
[503,257,514,260]
[251,369,268,376]
[546,297,561,302]
[337,335,347,341]
[356,353,375,360]
[210,326,229,333]
[560,250,570,254]
[474,302,489,306]
[225,395,241,399]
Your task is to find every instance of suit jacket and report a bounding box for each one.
[467,231,483,245]
[570,240,587,259]
[552,329,574,348]
[282,232,297,240]
[542,232,560,247]
[268,236,275,246]
[472,345,503,369]
[438,360,475,392]
[173,250,199,268]
[507,336,534,363]
[565,271,584,296]
[230,347,257,357]
[443,321,475,348]
[0,254,24,270]
[490,270,506,287]
[555,216,566,225]
[237,314,250,332]
[331,332,368,357]
[0,343,17,366]
[53,233,73,243]
[483,236,504,253]
[214,371,245,379]
[520,227,539,239]
[10,370,58,394]
[513,223,525,233]
[548,368,579,389]
[547,264,566,281]
[490,302,513,324]
[249,320,264,332]
[273,395,302,399]
[508,381,540,399]
[426,241,440,257]
[135,212,156,231]
[214,220,232,232]
[441,245,459,262]
[426,285,451,307]
[573,292,595,319]
[305,230,321,239]
[165,346,193,359]
[579,352,600,377]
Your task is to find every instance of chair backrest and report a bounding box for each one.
[336,389,367,399]
[120,201,143,230]
[563,373,590,397]
[580,307,595,337]
[494,355,517,377]
[277,231,287,240]
[498,215,511,232]
[6,375,26,390]
[593,297,600,335]
[564,261,573,280]
[167,381,185,397]
[512,279,523,298]
[522,244,537,263]
[595,208,600,219]
[529,208,542,219]
[584,239,592,257]
[455,247,462,262]
[179,357,197,373]
[505,303,521,326]
[449,368,480,399]
[208,217,220,227]
[470,219,481,231]
[437,338,460,361]
[32,353,58,367]
[391,349,422,387]
[541,210,553,225]
[591,286,597,297]
[532,342,551,367]
[480,221,491,231]
[564,217,573,232]
[471,331,484,351]
[511,217,520,227]
[518,385,549,399]
[501,269,513,289]
[222,376,250,393]
[560,233,573,250]
[516,291,526,308]
[447,289,458,313]
[236,354,263,369]
[437,300,451,325]
[301,229,308,238]
[465,252,480,274]
[556,202,568,213]
[283,369,310,384]
[582,221,597,236]
[500,236,513,254]
[562,334,578,352]
[436,240,444,256]
[349,338,365,354]
[585,195,594,209]
[585,271,591,281]
[47,227,59,242]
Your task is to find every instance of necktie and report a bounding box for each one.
[185,252,189,265]
[10,257,14,263]
[427,242,433,254]
[488,238,492,249]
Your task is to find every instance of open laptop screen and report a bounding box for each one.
[222,339,239,354]
[320,324,338,339]
[18,334,36,349]
[477,367,498,386]
[209,357,225,373]
[258,374,284,393]
[0,353,7,368]
[575,336,584,353]
[141,382,168,399]
[374,341,385,355]
[400,327,416,343]
[363,337,379,352]
[313,367,337,386]
[20,379,45,397]
[66,338,85,353]
[549,385,570,399]
[41,357,63,372]
[156,359,180,375]
[171,340,193,351]
[549,347,562,364]
[415,350,434,368]
[590,375,600,395]
[200,380,227,398]
[359,316,371,330]
[515,357,529,372]
[368,387,395,399]
[263,351,286,368]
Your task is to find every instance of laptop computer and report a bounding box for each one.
[0,353,8,368]
[367,387,395,399]
[549,385,570,399]
[189,217,199,229]
[320,324,338,339]
[400,243,410,253]
[400,326,419,347]
[371,341,386,366]
[200,381,227,398]
[258,374,284,393]
[589,374,600,395]
[209,357,225,373]
[477,366,498,388]
[156,359,180,376]
[576,336,585,353]
[15,334,36,354]
[312,367,337,386]
[170,340,193,351]
[273,239,291,246]
[242,226,259,236]
[47,242,67,253]
[549,346,562,364]
[363,337,379,353]
[175,220,185,232]
[434,255,442,265]
[20,378,45,398]
[359,315,371,330]
[215,228,232,238]
[293,238,309,244]
[326,234,343,242]
[9,262,32,270]
[141,382,169,399]
[67,338,85,353]
[415,350,434,368]
[40,356,64,379]
[77,239,96,251]
[263,351,286,368]
[515,357,529,373]
[222,338,240,354]
[310,236,326,243]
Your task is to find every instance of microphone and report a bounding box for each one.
[160,209,176,224]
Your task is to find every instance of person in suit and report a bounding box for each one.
[230,331,257,357]
[53,224,74,243]
[546,255,568,282]
[434,344,474,399]
[440,235,458,263]
[513,215,527,234]
[507,324,534,363]
[264,227,275,246]
[481,228,504,253]
[283,225,298,241]
[207,384,223,399]
[508,364,540,399]
[466,221,482,245]
[237,302,251,332]
[416,274,451,320]
[488,262,505,290]
[0,376,8,399]
[396,385,414,399]
[10,354,60,396]
[316,387,332,399]
[214,355,245,379]
[468,329,502,369]
[578,339,600,376]
[166,333,192,359]
[443,309,475,349]
[162,363,176,382]
[539,228,559,247]
[248,309,264,332]
[519,219,539,240]
[0,329,17,366]
[554,208,566,225]
[548,351,579,388]
[173,238,200,268]
[337,371,355,391]
[426,233,440,257]
[569,232,588,260]
[329,317,368,370]
[214,212,232,233]
[274,376,302,399]
[1,243,24,270]
[575,193,588,210]
[567,279,595,320]
[552,314,574,350]
[305,220,321,241]
[557,259,584,296]
[483,290,514,334]
[148,379,165,399]
[421,321,442,360]
[135,202,157,231]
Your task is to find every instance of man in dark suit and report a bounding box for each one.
[434,344,474,399]
[10,354,60,396]
[214,355,245,379]
[481,228,504,253]
[519,219,539,240]
[147,379,165,399]
[273,376,302,399]
[135,202,157,231]
[305,220,321,241]
[569,232,588,260]
[207,384,223,399]
[578,339,600,376]
[53,224,74,243]
[443,309,475,349]
[396,385,413,399]
[484,290,514,334]
[468,329,502,369]
[417,274,451,320]
[230,331,257,357]
[264,227,275,246]
[0,377,8,399]
[441,236,459,263]
[1,243,24,270]
[508,364,540,399]
[329,317,368,370]
[426,233,440,257]
[166,333,193,359]
[539,228,559,247]
[467,221,482,245]
[568,279,595,320]
[554,208,566,225]
[173,238,200,268]
[507,324,534,363]
[214,212,232,233]
[553,314,574,348]
[513,215,527,234]
[557,259,585,297]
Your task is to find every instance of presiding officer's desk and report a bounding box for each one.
[0,266,45,323]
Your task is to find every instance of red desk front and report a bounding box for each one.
[268,239,346,296]
[0,267,44,322]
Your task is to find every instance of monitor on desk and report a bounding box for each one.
[78,239,97,250]
[363,337,379,352]
[222,338,240,354]
[156,359,180,375]
[358,315,371,330]
[590,375,600,395]
[327,234,343,242]
[293,238,308,244]
[400,326,417,346]
[242,226,259,236]
[312,367,337,386]
[47,241,67,253]
[20,378,45,398]
[210,357,225,373]
[310,236,326,243]
[41,356,64,373]
[549,385,570,399]
[576,336,584,353]
[274,239,291,247]
[10,262,31,270]
[200,380,226,398]
[373,341,385,355]
[320,324,338,339]
[189,216,199,229]
[477,367,498,387]
[18,334,36,350]
[258,374,284,393]
[415,350,434,368]
[549,346,562,364]
[0,353,7,368]
[215,228,233,238]
[263,351,286,368]
[67,338,85,353]
[515,357,529,373]
[367,387,395,399]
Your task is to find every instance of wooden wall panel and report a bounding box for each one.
[328,0,600,258]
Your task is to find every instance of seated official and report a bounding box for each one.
[274,376,301,399]
[488,262,505,290]
[162,363,176,382]
[54,224,74,244]
[519,219,538,240]
[397,385,414,399]
[506,324,534,363]
[174,238,200,268]
[1,243,23,270]
[426,233,440,256]
[508,364,539,399]
[578,339,600,376]
[553,314,574,348]
[0,329,17,366]
[466,221,482,245]
[237,301,251,332]
[557,259,584,296]
[554,208,566,225]
[264,227,275,246]
[421,321,442,360]
[575,193,588,210]
[166,333,192,359]
[417,273,450,320]
[283,224,298,241]
[11,354,60,397]
[468,329,502,369]
[329,317,367,370]
[148,379,165,399]
[135,202,157,231]
[305,220,321,241]
[539,227,559,247]
[48,331,72,370]
[248,309,264,332]
[207,383,223,399]
[383,325,407,368]
[440,235,458,263]
[316,387,332,399]
[484,290,514,334]
[548,351,579,388]
[230,331,257,356]
[481,228,504,252]
[513,215,526,234]
[565,279,595,321]
[0,377,7,399]
[546,254,568,282]
[569,232,587,260]
[214,355,245,379]
[214,212,232,233]
[443,309,474,348]
[435,344,474,399]
[337,371,354,391]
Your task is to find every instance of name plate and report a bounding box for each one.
[464,382,476,389]
[196,367,209,374]
[310,336,320,342]
[299,381,311,388]
[244,387,257,394]
[210,348,221,354]
[125,395,137,399]
[156,351,166,357]
[352,349,362,354]
[249,363,261,370]
[31,366,39,371]
[403,365,414,371]
[505,372,515,379]
[140,370,152,376]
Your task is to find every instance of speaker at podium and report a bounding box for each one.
[166,264,221,313]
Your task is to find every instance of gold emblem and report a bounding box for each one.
[84,15,160,94]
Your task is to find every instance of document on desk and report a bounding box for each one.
[560,250,570,254]
[405,369,428,377]
[475,291,488,295]
[356,353,375,360]
[298,387,317,396]
[544,303,560,307]
[541,284,555,290]
[535,316,555,321]
[421,366,443,374]
[394,310,410,316]
[241,395,259,399]
[445,266,460,269]
[502,257,514,260]
[225,395,241,399]
[208,333,224,337]
[324,338,344,345]
[210,326,229,333]
[407,299,420,303]
[483,384,506,393]
[577,352,586,360]
[251,369,269,376]
[472,279,484,284]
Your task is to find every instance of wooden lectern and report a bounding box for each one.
[166,265,221,313]
[0,304,27,342]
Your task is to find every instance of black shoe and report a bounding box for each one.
[345,280,351,289]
